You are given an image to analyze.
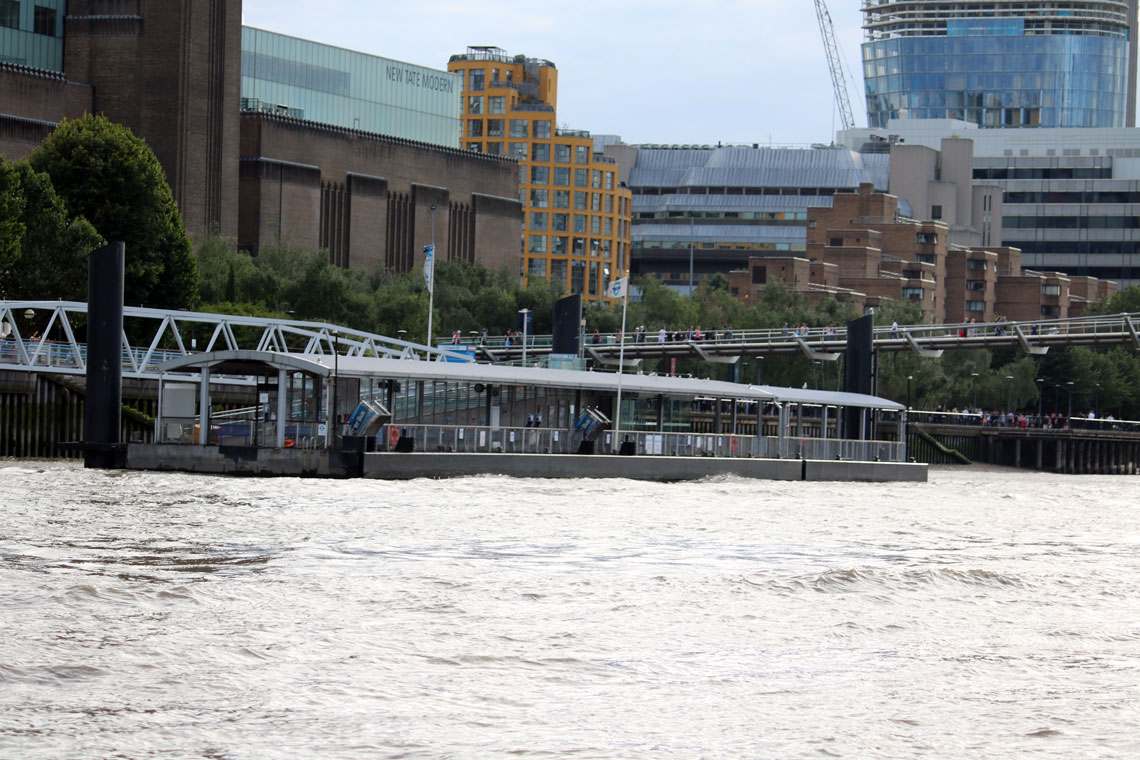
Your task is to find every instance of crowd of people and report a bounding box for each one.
[914,405,1121,429]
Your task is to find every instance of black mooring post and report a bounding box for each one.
[84,242,125,468]
[843,314,873,440]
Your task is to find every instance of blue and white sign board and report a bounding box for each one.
[437,344,477,363]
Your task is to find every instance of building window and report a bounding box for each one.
[531,166,549,185]
[572,237,585,255]
[1041,305,1061,317]
[604,217,612,236]
[931,204,942,220]
[467,120,483,138]
[575,145,589,164]
[527,257,546,278]
[590,216,601,234]
[605,172,614,190]
[553,190,570,208]
[467,96,483,115]
[528,235,546,254]
[590,262,600,296]
[574,192,587,210]
[571,261,586,294]
[551,236,567,255]
[530,189,548,208]
[573,214,586,233]
[965,300,986,312]
[531,143,549,162]
[467,143,482,153]
[554,144,571,163]
[509,142,527,159]
[574,169,588,188]
[829,237,843,247]
[485,142,502,155]
[901,287,924,300]
[1042,285,1061,296]
[550,259,567,289]
[965,280,986,291]
[533,120,551,139]
[605,195,613,213]
[590,239,600,257]
[916,232,938,245]
[553,167,570,186]
[488,96,505,115]
[591,170,602,189]
[509,119,529,138]
[486,119,504,137]
[752,266,766,284]
[519,165,527,184]
[591,193,601,212]
[530,212,547,231]
[34,5,56,35]
[468,68,484,92]
[0,1,18,29]
[966,259,987,271]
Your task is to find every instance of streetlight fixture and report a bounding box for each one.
[1005,375,1014,413]
[970,372,979,410]
[906,374,913,412]
[1066,381,1074,419]
[755,356,764,385]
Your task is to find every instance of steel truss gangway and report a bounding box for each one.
[467,313,1140,365]
[0,300,472,385]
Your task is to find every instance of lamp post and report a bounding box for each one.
[1094,382,1101,418]
[906,374,913,412]
[519,308,531,366]
[1005,375,1014,413]
[331,329,339,449]
[426,204,437,348]
[755,356,764,385]
[688,216,694,300]
[970,372,979,410]
[1036,378,1044,420]
[1054,384,1060,415]
[813,360,821,390]
[1066,381,1074,419]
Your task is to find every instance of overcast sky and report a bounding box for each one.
[241,0,868,147]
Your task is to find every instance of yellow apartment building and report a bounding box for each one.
[448,46,632,301]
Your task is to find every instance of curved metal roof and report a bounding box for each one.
[161,352,902,410]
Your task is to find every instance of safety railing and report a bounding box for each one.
[380,423,907,462]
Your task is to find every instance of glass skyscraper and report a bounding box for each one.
[241,27,462,147]
[862,1,1138,129]
[0,0,64,71]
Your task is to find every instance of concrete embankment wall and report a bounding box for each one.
[363,453,928,483]
[126,443,359,477]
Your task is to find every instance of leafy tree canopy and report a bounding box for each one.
[29,114,197,308]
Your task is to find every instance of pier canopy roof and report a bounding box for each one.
[161,352,902,411]
[161,351,902,410]
[160,350,331,377]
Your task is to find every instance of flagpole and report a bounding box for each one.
[426,204,436,348]
[613,272,630,453]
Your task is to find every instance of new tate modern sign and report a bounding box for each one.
[385,66,455,93]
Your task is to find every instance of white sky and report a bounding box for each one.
[241,0,868,147]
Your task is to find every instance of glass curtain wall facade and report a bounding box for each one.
[862,2,1137,129]
[448,47,632,301]
[0,0,64,71]
[241,27,462,147]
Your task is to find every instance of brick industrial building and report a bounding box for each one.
[0,1,522,278]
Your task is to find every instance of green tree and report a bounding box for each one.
[29,114,198,308]
[0,159,24,276]
[0,162,103,300]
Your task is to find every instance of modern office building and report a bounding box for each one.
[862,1,1139,129]
[621,145,890,292]
[0,2,522,281]
[0,0,63,71]
[241,28,461,148]
[841,119,1140,288]
[449,47,631,301]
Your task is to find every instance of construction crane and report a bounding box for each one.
[813,0,857,131]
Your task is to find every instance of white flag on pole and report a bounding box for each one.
[423,244,435,291]
[607,275,628,299]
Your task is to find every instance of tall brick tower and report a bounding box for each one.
[64,0,242,237]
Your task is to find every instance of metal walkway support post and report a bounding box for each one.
[199,366,211,448]
[276,367,288,448]
[84,242,125,469]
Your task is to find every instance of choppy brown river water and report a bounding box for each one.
[1,462,1139,759]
